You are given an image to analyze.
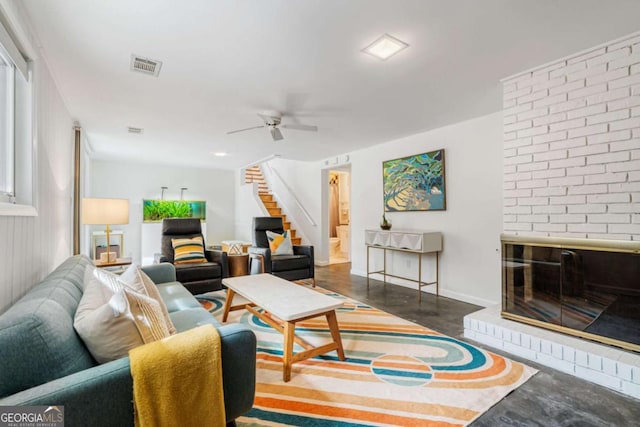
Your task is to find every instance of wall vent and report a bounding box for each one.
[130,54,162,77]
[127,126,144,134]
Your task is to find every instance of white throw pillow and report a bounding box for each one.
[120,264,176,335]
[74,266,172,363]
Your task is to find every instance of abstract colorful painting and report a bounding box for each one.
[383,149,446,212]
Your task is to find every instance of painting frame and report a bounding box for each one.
[383,149,446,212]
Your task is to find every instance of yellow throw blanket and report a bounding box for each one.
[130,324,225,427]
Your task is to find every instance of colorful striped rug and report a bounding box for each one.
[198,288,537,426]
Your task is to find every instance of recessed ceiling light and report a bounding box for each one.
[362,33,409,60]
[213,152,227,157]
[127,126,144,134]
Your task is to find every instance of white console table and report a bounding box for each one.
[365,229,443,302]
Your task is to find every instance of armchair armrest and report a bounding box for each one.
[293,245,314,258]
[248,246,271,273]
[141,262,177,284]
[206,249,228,278]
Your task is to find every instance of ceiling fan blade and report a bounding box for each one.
[281,124,318,132]
[226,125,265,135]
[270,127,284,141]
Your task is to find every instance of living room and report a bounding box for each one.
[1,1,640,426]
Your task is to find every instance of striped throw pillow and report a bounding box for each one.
[172,236,207,264]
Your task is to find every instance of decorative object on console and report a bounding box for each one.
[82,198,130,264]
[142,199,206,222]
[380,214,391,230]
[383,149,446,212]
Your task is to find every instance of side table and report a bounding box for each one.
[228,254,250,277]
[94,257,132,275]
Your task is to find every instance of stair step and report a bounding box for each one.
[283,221,291,230]
[259,194,273,202]
[267,207,281,216]
[291,237,302,245]
[262,201,277,208]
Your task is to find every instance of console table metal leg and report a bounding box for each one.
[436,252,439,296]
[366,246,370,289]
[418,252,422,303]
[383,248,387,286]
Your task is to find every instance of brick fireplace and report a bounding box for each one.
[466,31,640,399]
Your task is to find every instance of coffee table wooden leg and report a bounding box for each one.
[222,289,235,322]
[326,310,345,361]
[283,321,296,382]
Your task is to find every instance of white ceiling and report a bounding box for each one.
[19,0,640,169]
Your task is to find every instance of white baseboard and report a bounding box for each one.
[350,268,496,307]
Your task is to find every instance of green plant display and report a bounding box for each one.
[142,200,206,222]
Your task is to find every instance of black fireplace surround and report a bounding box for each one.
[501,234,640,352]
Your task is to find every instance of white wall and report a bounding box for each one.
[0,3,75,313]
[90,160,236,264]
[249,113,504,306]
[349,113,504,306]
[503,31,640,240]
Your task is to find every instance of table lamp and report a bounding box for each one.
[82,198,129,264]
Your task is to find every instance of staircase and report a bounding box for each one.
[245,165,302,245]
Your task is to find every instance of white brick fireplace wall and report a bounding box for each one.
[502,32,640,240]
[465,31,640,400]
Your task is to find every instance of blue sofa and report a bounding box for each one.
[0,255,256,426]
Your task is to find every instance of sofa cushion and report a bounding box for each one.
[74,267,172,363]
[169,308,222,332]
[271,254,310,272]
[0,256,96,397]
[175,262,221,283]
[155,281,203,313]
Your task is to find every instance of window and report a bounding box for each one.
[0,48,14,202]
[0,17,34,215]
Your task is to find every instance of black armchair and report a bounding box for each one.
[248,216,315,286]
[160,218,228,294]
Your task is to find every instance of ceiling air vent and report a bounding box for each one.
[130,54,162,77]
[127,126,144,134]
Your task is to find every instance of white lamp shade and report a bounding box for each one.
[82,198,129,225]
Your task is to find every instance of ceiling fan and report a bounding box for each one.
[227,111,318,141]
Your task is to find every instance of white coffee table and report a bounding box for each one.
[222,274,345,382]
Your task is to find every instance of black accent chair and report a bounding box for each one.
[248,216,315,286]
[160,218,228,294]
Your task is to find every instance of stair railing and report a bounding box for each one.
[262,162,317,227]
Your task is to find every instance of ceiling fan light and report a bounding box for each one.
[362,33,409,60]
[270,127,284,141]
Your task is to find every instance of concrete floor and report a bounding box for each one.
[316,263,640,427]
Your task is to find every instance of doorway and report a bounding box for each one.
[328,169,350,264]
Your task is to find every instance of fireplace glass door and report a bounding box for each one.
[502,238,640,351]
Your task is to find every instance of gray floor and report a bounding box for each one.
[316,263,640,427]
